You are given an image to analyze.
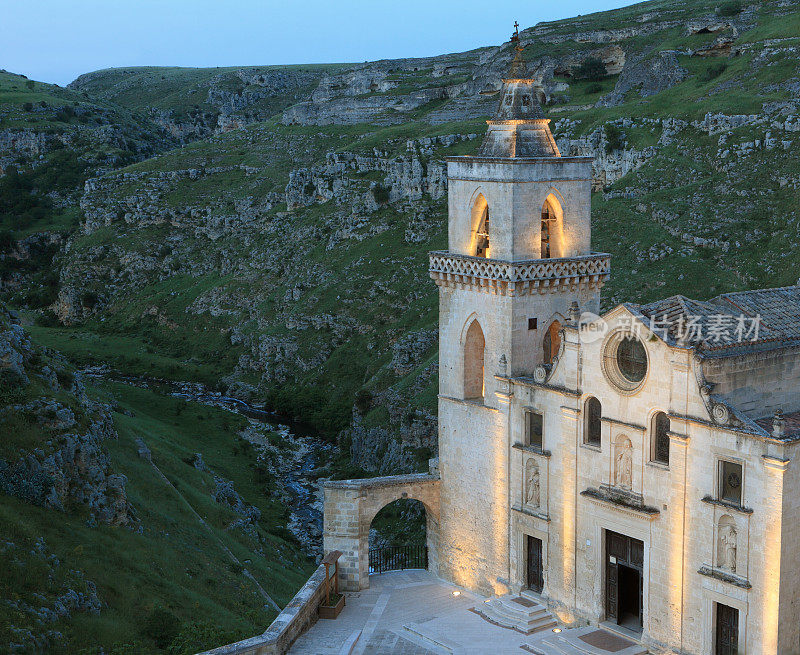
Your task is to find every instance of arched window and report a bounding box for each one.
[472,195,490,258]
[463,320,485,400]
[541,201,554,259]
[584,397,602,446]
[651,411,670,465]
[543,320,561,365]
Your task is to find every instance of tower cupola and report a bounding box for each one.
[477,24,560,159]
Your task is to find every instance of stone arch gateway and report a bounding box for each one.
[322,473,440,591]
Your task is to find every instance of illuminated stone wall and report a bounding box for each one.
[503,307,800,654]
[446,157,593,262]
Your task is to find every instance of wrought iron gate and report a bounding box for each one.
[368,545,428,574]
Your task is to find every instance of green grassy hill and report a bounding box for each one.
[1,307,314,653]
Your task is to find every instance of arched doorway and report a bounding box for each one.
[368,499,428,574]
[323,474,440,590]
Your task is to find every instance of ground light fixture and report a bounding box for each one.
[452,590,461,597]
[552,628,562,633]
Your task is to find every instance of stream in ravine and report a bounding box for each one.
[81,366,330,558]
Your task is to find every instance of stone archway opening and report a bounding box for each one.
[323,474,440,590]
[368,498,428,574]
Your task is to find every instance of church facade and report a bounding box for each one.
[323,35,800,655]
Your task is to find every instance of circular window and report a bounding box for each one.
[616,336,647,383]
[602,331,648,393]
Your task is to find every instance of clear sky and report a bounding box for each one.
[2,0,639,86]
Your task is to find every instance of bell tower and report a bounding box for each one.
[431,25,610,595]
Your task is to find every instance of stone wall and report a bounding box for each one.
[703,345,800,419]
[503,307,800,653]
[198,564,328,655]
[446,157,593,262]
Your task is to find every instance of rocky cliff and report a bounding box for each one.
[0,306,133,525]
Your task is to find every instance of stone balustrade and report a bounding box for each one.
[429,250,610,295]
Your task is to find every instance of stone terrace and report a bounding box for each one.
[289,570,647,655]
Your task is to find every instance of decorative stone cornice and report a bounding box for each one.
[762,454,790,472]
[429,251,611,296]
[512,442,552,458]
[700,495,754,515]
[580,487,661,519]
[511,504,550,523]
[698,565,752,590]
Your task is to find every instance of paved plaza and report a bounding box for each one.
[289,570,647,655]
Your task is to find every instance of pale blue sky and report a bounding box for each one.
[2,0,639,86]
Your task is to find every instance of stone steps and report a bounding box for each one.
[533,628,648,655]
[473,593,557,634]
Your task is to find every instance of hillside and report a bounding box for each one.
[2,0,800,651]
[68,65,347,140]
[51,0,800,470]
[0,69,177,313]
[1,306,319,653]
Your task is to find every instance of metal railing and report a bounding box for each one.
[368,545,428,574]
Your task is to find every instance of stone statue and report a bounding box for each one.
[718,522,737,572]
[525,459,540,508]
[615,439,632,490]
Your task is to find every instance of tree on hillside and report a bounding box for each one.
[574,57,607,81]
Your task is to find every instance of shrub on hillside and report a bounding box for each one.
[371,183,391,205]
[586,82,603,94]
[34,310,60,328]
[717,0,742,16]
[574,57,607,81]
[0,370,27,403]
[605,124,625,153]
[142,607,181,650]
[355,388,372,414]
[701,61,727,82]
[0,230,16,252]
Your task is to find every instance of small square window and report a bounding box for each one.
[528,317,537,330]
[719,460,743,505]
[526,411,543,449]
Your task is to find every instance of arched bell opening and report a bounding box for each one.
[541,194,564,259]
[471,194,490,258]
[543,320,562,366]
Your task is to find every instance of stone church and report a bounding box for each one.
[323,33,800,655]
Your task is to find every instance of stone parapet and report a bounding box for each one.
[429,250,610,295]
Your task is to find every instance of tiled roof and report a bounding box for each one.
[631,285,800,358]
[754,410,800,440]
